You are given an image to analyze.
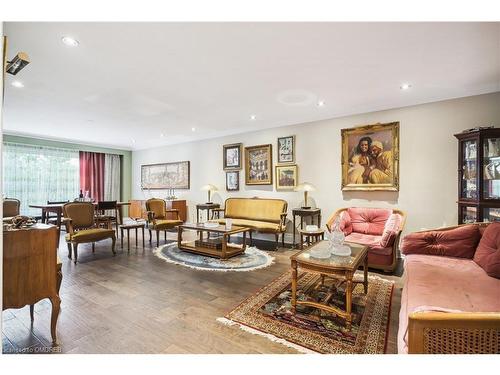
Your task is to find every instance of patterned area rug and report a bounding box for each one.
[153,242,274,272]
[218,271,394,353]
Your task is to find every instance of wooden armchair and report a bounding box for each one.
[145,198,183,247]
[63,202,116,264]
[3,224,62,344]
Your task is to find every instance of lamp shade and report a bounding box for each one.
[201,184,218,192]
[295,182,316,192]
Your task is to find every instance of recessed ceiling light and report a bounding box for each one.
[160,133,165,138]
[400,83,412,90]
[11,81,24,88]
[191,127,196,132]
[131,139,136,144]
[61,36,79,47]
[250,115,257,120]
[317,100,325,107]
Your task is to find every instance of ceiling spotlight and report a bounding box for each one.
[5,52,30,75]
[250,115,257,120]
[11,81,24,88]
[61,36,79,47]
[131,139,136,144]
[317,100,325,107]
[160,133,165,138]
[191,127,196,132]
[400,83,412,90]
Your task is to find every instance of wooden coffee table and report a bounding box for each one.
[290,240,368,329]
[177,223,251,260]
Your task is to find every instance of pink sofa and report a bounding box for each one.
[326,207,406,272]
[398,223,500,354]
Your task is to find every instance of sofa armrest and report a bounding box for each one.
[279,213,287,232]
[408,311,500,354]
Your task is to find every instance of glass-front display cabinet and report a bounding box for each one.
[455,127,500,224]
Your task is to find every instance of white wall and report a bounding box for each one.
[132,92,500,237]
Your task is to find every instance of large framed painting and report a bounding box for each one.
[223,143,242,170]
[341,122,399,191]
[245,144,273,185]
[277,135,295,164]
[276,164,298,191]
[226,171,240,191]
[141,161,190,189]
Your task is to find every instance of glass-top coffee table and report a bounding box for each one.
[177,222,251,260]
[290,240,368,329]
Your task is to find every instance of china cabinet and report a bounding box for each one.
[455,127,500,224]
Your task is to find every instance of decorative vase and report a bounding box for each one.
[328,216,351,257]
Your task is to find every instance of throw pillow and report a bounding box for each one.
[473,222,500,278]
[380,213,402,248]
[401,224,480,258]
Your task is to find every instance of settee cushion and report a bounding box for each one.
[217,218,281,233]
[65,228,115,243]
[401,224,480,259]
[380,213,402,248]
[473,222,500,279]
[338,210,353,236]
[347,207,392,235]
[398,254,500,353]
[224,198,286,224]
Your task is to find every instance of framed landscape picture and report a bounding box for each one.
[245,144,273,185]
[276,164,298,190]
[226,171,239,191]
[223,143,242,170]
[277,135,295,163]
[141,161,190,189]
[341,122,399,191]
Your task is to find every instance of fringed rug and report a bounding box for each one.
[153,242,274,272]
[217,271,394,353]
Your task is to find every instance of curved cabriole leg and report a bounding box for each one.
[111,235,116,255]
[156,230,159,247]
[49,295,61,345]
[67,242,72,259]
[30,304,35,322]
[73,243,79,264]
[149,229,152,243]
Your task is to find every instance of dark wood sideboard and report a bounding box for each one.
[129,199,187,222]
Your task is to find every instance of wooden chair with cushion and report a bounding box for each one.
[63,202,116,264]
[3,198,20,223]
[145,198,183,247]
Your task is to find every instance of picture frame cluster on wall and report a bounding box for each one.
[276,135,298,190]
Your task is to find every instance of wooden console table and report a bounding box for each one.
[129,199,187,221]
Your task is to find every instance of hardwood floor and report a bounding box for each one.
[2,229,403,354]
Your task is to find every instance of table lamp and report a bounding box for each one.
[201,184,218,204]
[295,182,316,209]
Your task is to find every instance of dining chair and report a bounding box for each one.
[46,200,69,228]
[63,202,116,264]
[96,200,120,238]
[145,198,183,247]
[3,198,20,223]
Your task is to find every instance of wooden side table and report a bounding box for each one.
[119,222,145,253]
[292,208,321,248]
[298,228,325,249]
[196,203,220,223]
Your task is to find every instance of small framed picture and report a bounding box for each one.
[226,171,240,191]
[277,135,295,164]
[276,164,298,190]
[223,143,242,170]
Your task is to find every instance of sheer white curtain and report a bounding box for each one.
[2,142,80,216]
[104,153,121,201]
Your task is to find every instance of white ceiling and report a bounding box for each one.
[3,22,500,150]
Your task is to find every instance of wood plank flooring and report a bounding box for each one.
[2,229,403,354]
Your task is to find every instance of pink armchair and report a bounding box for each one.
[326,207,406,272]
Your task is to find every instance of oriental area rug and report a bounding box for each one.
[217,271,394,353]
[154,242,274,272]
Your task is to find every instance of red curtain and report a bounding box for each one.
[79,151,105,202]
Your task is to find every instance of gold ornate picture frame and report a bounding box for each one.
[341,122,399,191]
[245,144,273,185]
[276,164,298,190]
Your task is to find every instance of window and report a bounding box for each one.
[2,142,80,216]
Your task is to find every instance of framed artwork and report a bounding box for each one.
[277,135,295,164]
[223,143,242,170]
[341,122,399,191]
[226,171,240,191]
[141,161,190,189]
[276,164,298,190]
[245,144,273,185]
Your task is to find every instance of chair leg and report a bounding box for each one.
[156,230,160,248]
[249,231,253,246]
[92,242,95,253]
[149,229,152,243]
[49,296,61,345]
[30,304,35,322]
[164,230,167,242]
[73,243,79,264]
[282,232,285,248]
[56,268,62,293]
[67,242,72,259]
[275,233,279,250]
[111,235,116,255]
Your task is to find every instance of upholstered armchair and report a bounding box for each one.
[63,202,116,264]
[145,198,183,247]
[326,207,406,272]
[3,198,20,223]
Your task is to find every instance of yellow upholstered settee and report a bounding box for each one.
[216,197,288,249]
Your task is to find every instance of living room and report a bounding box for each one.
[1,1,499,372]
